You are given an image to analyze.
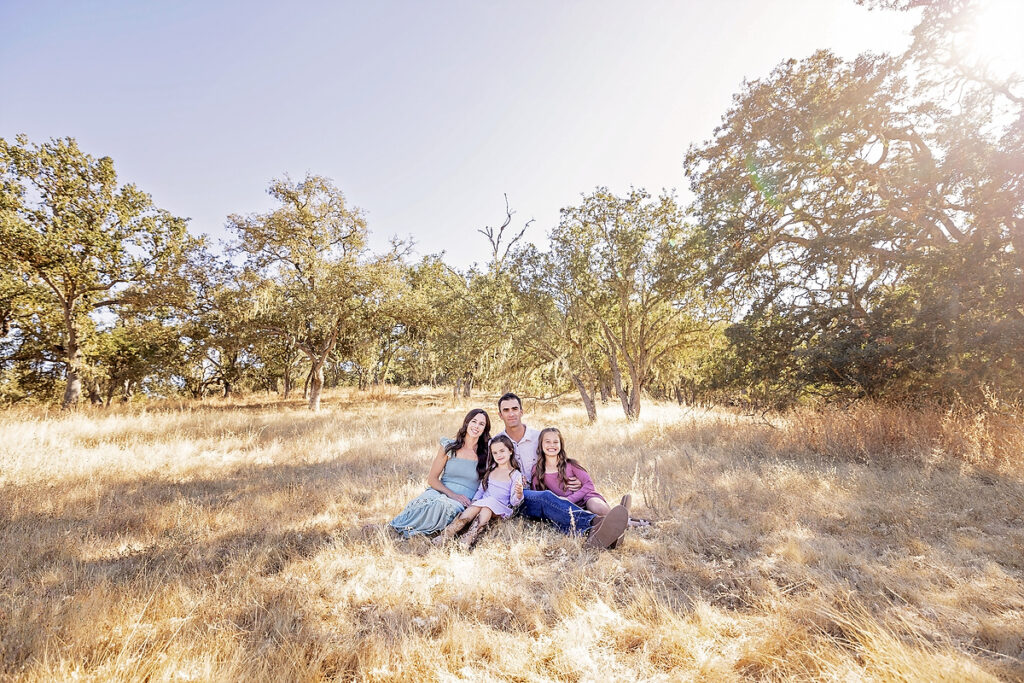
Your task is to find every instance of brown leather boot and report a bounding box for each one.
[585,505,628,549]
[433,516,470,545]
[610,494,632,549]
[459,518,489,549]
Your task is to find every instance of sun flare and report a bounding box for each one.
[964,0,1024,76]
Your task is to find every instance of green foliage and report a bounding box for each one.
[229,173,387,410]
[86,316,183,404]
[171,246,260,398]
[685,1,1024,406]
[530,188,710,419]
[4,1,1021,413]
[377,254,458,386]
[0,135,195,408]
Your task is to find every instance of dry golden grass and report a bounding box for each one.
[1,387,1023,681]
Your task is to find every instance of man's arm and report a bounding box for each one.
[563,464,595,504]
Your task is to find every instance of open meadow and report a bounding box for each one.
[1,388,1023,681]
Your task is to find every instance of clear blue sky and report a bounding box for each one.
[1,1,917,268]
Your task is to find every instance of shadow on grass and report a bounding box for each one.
[0,453,395,672]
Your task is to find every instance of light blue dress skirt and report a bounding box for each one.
[389,456,480,538]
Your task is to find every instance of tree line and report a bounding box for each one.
[2,0,1021,417]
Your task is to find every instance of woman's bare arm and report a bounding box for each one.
[426,445,472,506]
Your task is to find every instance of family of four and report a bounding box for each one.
[389,392,632,549]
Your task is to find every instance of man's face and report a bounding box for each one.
[499,399,522,430]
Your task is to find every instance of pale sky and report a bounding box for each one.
[1,1,918,268]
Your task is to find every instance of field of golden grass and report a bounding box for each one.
[1,387,1022,681]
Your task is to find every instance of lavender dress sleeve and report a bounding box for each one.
[471,482,485,502]
[565,463,596,505]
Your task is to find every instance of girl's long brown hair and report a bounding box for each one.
[481,434,521,491]
[531,427,585,492]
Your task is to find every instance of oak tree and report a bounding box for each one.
[0,135,193,409]
[229,174,371,411]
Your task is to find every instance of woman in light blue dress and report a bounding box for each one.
[389,408,491,538]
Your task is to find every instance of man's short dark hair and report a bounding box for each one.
[497,392,522,409]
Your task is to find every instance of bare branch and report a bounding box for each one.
[477,194,530,272]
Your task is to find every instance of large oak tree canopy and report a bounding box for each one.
[228,174,374,412]
[685,0,1023,404]
[0,135,193,409]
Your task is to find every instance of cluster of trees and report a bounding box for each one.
[687,0,1023,407]
[2,0,1020,416]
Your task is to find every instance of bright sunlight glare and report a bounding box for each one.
[965,0,1024,76]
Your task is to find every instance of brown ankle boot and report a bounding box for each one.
[433,516,470,545]
[611,495,632,550]
[459,518,489,549]
[585,505,628,549]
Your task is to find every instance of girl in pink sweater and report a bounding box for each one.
[530,427,611,516]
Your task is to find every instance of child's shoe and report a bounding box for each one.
[459,518,489,549]
[433,517,470,546]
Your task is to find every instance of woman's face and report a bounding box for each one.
[541,432,561,457]
[490,442,512,466]
[467,413,487,438]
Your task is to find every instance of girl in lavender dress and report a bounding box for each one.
[434,435,524,548]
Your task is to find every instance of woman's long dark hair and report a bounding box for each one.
[481,434,521,491]
[447,408,492,480]
[531,427,585,492]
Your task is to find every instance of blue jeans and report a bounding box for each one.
[521,490,595,536]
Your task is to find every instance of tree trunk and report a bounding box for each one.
[454,378,462,399]
[599,381,610,404]
[281,343,296,397]
[308,362,324,411]
[60,322,81,410]
[223,381,232,398]
[626,386,641,420]
[377,348,394,385]
[625,362,642,421]
[87,381,103,405]
[570,373,597,423]
[606,347,633,419]
[462,372,473,398]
